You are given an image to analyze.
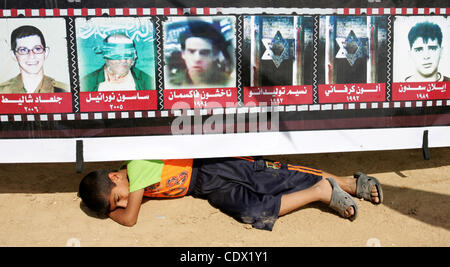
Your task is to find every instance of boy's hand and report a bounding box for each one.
[108,189,144,227]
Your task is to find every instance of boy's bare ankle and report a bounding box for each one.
[315,179,332,204]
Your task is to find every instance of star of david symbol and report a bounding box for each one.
[335,30,366,66]
[261,31,290,68]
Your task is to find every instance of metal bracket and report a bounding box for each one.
[422,130,430,160]
[76,140,84,173]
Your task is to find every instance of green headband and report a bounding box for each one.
[95,42,137,60]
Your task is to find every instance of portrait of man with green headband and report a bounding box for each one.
[81,33,153,92]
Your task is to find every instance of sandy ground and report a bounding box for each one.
[0,147,449,247]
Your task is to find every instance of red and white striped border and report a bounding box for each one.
[0,6,449,122]
[0,7,449,17]
[0,7,213,17]
[1,100,449,122]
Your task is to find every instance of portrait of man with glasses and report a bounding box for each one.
[0,25,69,93]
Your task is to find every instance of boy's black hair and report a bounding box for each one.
[408,22,443,48]
[78,169,115,217]
[11,25,47,51]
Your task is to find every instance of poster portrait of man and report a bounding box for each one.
[0,18,70,94]
[242,15,314,87]
[163,16,236,89]
[393,16,450,83]
[76,17,156,92]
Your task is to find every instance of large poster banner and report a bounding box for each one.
[76,16,157,112]
[0,2,449,162]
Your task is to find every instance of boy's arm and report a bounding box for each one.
[109,189,144,227]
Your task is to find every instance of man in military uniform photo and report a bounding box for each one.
[0,25,68,94]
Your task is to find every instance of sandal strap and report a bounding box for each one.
[354,172,383,204]
[326,178,358,221]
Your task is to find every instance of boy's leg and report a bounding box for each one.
[322,171,356,195]
[278,178,328,216]
[279,172,380,217]
[279,177,356,218]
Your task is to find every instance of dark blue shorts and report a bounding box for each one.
[189,157,322,231]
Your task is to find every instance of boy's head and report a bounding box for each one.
[78,169,130,216]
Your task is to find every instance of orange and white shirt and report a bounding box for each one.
[123,159,193,198]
